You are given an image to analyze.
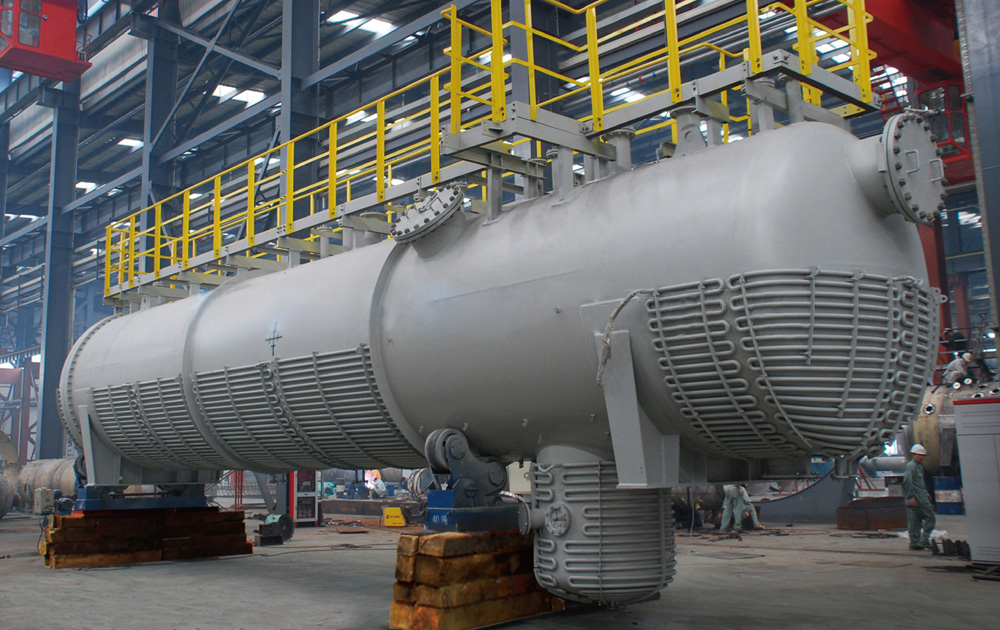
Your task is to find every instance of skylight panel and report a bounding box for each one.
[328,10,395,37]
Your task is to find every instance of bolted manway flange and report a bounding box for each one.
[390,184,465,243]
[881,112,947,224]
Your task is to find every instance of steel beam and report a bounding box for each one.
[161,95,280,164]
[145,15,281,78]
[958,0,1000,329]
[37,83,81,459]
[303,0,481,89]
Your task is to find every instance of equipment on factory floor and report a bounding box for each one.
[288,470,321,526]
[255,513,294,546]
[58,107,941,603]
[0,429,18,520]
[0,474,13,519]
[953,398,1000,565]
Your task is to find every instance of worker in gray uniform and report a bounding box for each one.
[740,485,764,530]
[719,484,742,533]
[903,444,935,550]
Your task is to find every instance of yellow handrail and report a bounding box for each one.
[105,0,876,299]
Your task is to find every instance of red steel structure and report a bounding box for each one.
[0,0,91,82]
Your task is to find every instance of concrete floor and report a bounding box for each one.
[0,512,994,630]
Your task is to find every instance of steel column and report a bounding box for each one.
[14,357,32,465]
[140,0,181,207]
[37,83,81,460]
[958,0,1000,328]
[0,123,8,245]
[280,0,320,223]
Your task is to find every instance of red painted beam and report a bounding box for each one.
[918,222,951,330]
[866,0,961,81]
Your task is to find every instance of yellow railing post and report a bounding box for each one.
[377,100,386,202]
[490,0,506,121]
[745,0,762,74]
[449,8,462,134]
[247,162,257,246]
[285,144,295,232]
[431,74,441,184]
[793,0,821,105]
[586,7,603,131]
[328,121,338,219]
[127,216,136,288]
[154,203,162,279]
[525,0,538,120]
[182,190,190,268]
[104,227,111,294]
[213,177,222,257]
[849,0,872,104]
[664,1,682,102]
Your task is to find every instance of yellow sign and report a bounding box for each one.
[383,507,406,527]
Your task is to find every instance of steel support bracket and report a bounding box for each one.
[128,11,160,41]
[341,215,391,235]
[757,50,874,113]
[445,101,616,160]
[227,254,286,272]
[594,330,680,488]
[447,141,547,179]
[36,86,74,110]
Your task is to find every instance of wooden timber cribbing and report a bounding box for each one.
[40,507,253,569]
[389,530,563,630]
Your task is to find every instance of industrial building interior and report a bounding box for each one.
[0,0,998,628]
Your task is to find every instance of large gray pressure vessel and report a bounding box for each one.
[59,116,941,603]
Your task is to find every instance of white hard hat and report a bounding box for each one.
[910,444,928,455]
[962,353,973,362]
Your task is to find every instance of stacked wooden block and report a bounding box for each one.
[390,530,563,630]
[40,507,252,569]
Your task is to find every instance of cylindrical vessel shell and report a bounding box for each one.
[59,122,937,472]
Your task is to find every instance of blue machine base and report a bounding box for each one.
[425,490,520,532]
[74,485,208,511]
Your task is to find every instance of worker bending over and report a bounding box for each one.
[942,352,973,385]
[720,485,763,533]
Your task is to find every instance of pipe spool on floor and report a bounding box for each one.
[16,458,77,510]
